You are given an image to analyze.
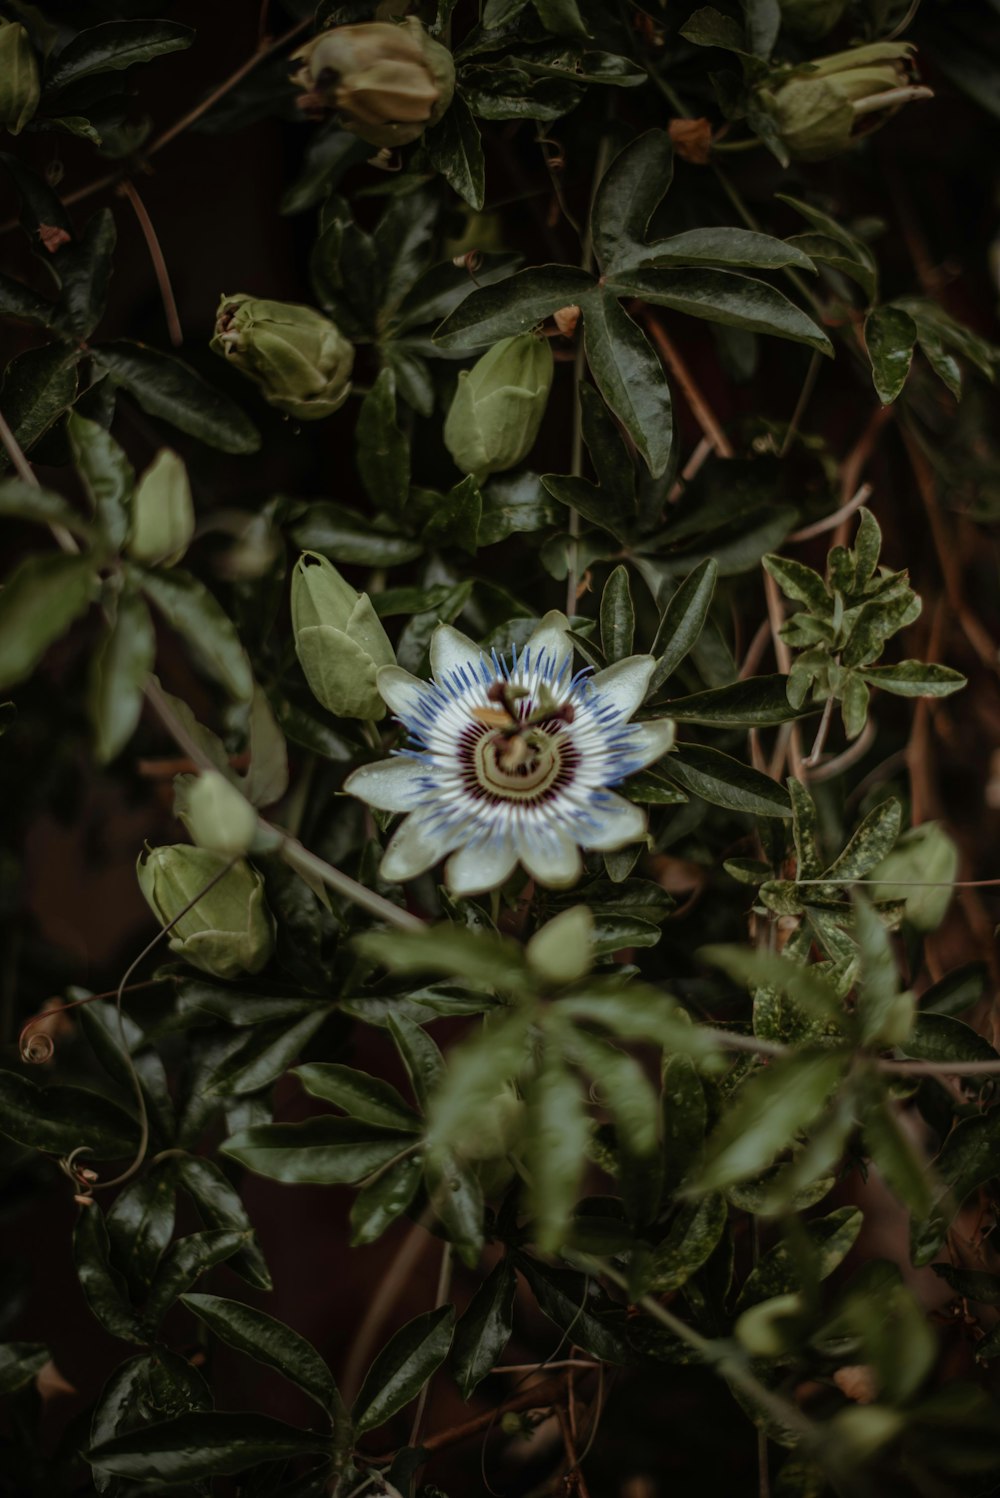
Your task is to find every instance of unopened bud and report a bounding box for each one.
[291,18,455,149]
[291,551,396,720]
[444,333,554,483]
[137,845,275,980]
[756,43,925,161]
[211,295,354,420]
[127,449,195,567]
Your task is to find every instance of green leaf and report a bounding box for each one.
[931,1263,1000,1305]
[351,1151,423,1246]
[696,1052,847,1190]
[591,129,674,274]
[0,1341,49,1395]
[422,474,482,555]
[681,6,750,52]
[0,476,89,535]
[662,1054,708,1192]
[605,269,832,356]
[296,1063,422,1132]
[176,1154,272,1291]
[656,675,810,726]
[357,367,410,515]
[387,1013,445,1111]
[0,343,79,460]
[355,923,528,992]
[353,1304,455,1434]
[86,1412,330,1481]
[105,1162,176,1296]
[912,1109,1000,1263]
[666,744,792,818]
[140,567,253,702]
[533,0,589,34]
[0,270,57,329]
[639,227,815,274]
[865,305,918,405]
[648,558,718,694]
[901,1012,999,1067]
[424,1149,484,1264]
[292,504,422,566]
[0,1068,138,1159]
[426,1010,533,1156]
[434,265,595,350]
[144,1231,248,1328]
[859,661,966,698]
[66,410,132,549]
[822,798,901,884]
[222,1117,413,1185]
[93,342,260,454]
[515,1254,632,1364]
[583,290,673,477]
[649,1193,728,1292]
[181,1293,340,1416]
[600,565,635,661]
[452,1256,516,1399]
[426,92,486,210]
[56,207,116,339]
[524,1055,590,1252]
[0,551,95,691]
[777,194,878,304]
[46,20,194,90]
[198,1010,330,1098]
[762,553,828,612]
[74,1204,143,1342]
[88,594,155,763]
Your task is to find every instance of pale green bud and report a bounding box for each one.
[777,0,849,40]
[735,1293,804,1357]
[291,18,455,149]
[137,845,275,980]
[211,295,354,420]
[868,821,958,933]
[444,334,554,482]
[458,1086,525,1162]
[182,771,259,856]
[291,551,395,720]
[127,449,195,567]
[757,43,922,161]
[0,23,40,136]
[829,1406,903,1464]
[526,905,593,986]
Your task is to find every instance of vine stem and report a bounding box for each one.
[118,179,183,347]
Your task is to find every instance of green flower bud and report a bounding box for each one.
[756,43,923,161]
[444,334,554,483]
[868,821,958,933]
[777,0,849,40]
[526,905,593,986]
[291,18,455,149]
[458,1086,525,1162]
[137,845,275,980]
[291,551,395,720]
[0,22,40,136]
[181,771,259,857]
[211,295,354,420]
[127,449,195,567]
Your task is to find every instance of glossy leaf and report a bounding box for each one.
[94,342,260,454]
[434,265,595,350]
[87,1412,330,1480]
[140,567,253,702]
[222,1117,413,1185]
[452,1255,516,1399]
[182,1293,340,1415]
[353,1303,455,1434]
[583,289,673,477]
[46,20,194,90]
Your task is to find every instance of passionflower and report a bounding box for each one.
[344,613,675,896]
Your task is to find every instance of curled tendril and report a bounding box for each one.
[19,1026,55,1064]
[59,1146,97,1205]
[452,249,483,276]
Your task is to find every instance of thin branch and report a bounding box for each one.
[118,179,183,347]
[640,310,735,459]
[789,483,872,543]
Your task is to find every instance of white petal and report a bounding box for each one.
[343,757,428,813]
[519,829,583,888]
[430,623,486,685]
[579,792,648,851]
[445,835,520,897]
[627,718,676,771]
[380,811,461,883]
[377,664,432,723]
[590,655,657,721]
[525,609,573,681]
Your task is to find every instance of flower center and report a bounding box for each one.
[457,708,579,806]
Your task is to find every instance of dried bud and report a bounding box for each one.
[291,551,396,720]
[181,770,258,856]
[211,294,354,420]
[127,449,195,567]
[291,18,455,149]
[668,116,714,164]
[137,845,275,980]
[444,333,554,483]
[778,0,849,40]
[756,43,926,162]
[553,304,581,337]
[0,22,40,136]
